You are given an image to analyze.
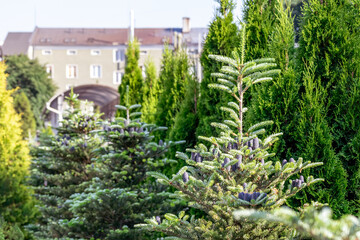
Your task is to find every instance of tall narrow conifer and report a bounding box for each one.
[294,0,360,215]
[0,62,37,227]
[118,39,143,107]
[142,59,159,123]
[196,0,240,139]
[155,47,192,140]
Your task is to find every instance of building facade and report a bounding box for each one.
[2,19,207,126]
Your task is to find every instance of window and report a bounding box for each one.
[113,71,123,84]
[66,65,78,78]
[140,50,148,55]
[91,49,101,56]
[67,49,77,55]
[42,50,52,55]
[46,64,54,78]
[90,65,102,78]
[114,49,125,62]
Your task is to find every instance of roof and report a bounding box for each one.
[30,27,208,47]
[2,32,32,55]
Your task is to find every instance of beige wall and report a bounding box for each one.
[33,45,165,95]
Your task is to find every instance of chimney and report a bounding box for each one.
[182,17,190,33]
[130,10,135,42]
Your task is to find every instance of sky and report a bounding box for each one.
[0,0,243,44]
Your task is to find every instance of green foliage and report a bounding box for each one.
[0,218,24,240]
[118,39,143,110]
[5,54,56,126]
[293,0,360,216]
[64,96,184,239]
[142,59,159,123]
[29,90,103,238]
[245,0,299,164]
[13,91,36,139]
[243,0,277,61]
[196,0,240,139]
[155,47,193,140]
[169,74,199,155]
[234,202,360,239]
[139,28,322,239]
[0,62,37,227]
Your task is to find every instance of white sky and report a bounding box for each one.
[0,0,243,44]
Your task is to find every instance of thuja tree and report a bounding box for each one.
[196,0,240,139]
[119,39,143,108]
[169,73,199,156]
[29,90,102,238]
[245,0,299,162]
[155,47,192,141]
[243,0,276,61]
[0,62,37,228]
[64,87,184,239]
[139,27,322,240]
[293,0,360,215]
[142,59,159,123]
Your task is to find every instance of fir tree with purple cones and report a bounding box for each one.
[138,26,323,240]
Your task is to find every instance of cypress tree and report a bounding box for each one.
[245,0,298,161]
[169,74,199,155]
[142,59,159,123]
[118,39,143,107]
[196,0,240,139]
[294,0,360,215]
[13,92,36,139]
[0,62,37,227]
[243,0,276,61]
[155,47,192,140]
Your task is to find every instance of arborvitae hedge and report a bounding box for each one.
[0,62,37,228]
[243,0,276,61]
[142,59,159,123]
[119,39,143,108]
[196,0,240,139]
[169,73,199,156]
[294,0,360,216]
[155,47,192,141]
[245,0,299,162]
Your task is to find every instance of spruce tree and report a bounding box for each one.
[196,0,240,139]
[294,0,360,215]
[142,59,159,123]
[155,47,192,141]
[139,27,322,239]
[29,90,102,238]
[13,92,36,139]
[64,87,184,239]
[0,62,37,227]
[118,39,143,107]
